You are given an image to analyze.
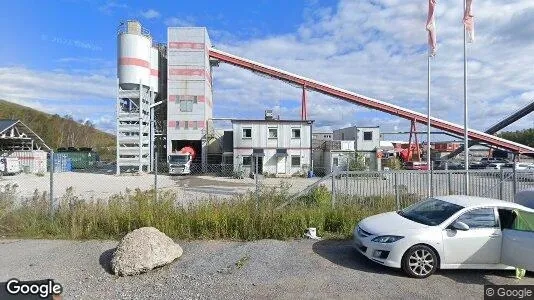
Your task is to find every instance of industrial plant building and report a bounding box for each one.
[231,113,313,177]
[116,21,216,174]
[115,20,534,176]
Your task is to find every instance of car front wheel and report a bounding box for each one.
[402,245,438,278]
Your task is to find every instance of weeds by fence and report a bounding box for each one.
[0,183,388,240]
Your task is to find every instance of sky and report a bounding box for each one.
[0,0,533,141]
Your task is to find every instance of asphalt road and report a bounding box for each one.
[0,239,532,299]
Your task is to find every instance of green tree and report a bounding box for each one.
[498,128,534,148]
[349,152,367,171]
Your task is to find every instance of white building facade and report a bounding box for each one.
[166,27,214,164]
[232,120,313,177]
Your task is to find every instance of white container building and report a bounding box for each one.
[231,118,313,177]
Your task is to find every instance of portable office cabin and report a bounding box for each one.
[0,119,50,173]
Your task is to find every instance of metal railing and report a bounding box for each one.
[288,169,534,210]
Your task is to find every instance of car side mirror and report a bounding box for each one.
[451,221,470,231]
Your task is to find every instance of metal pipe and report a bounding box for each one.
[116,79,120,175]
[49,150,54,217]
[463,0,470,195]
[150,95,154,172]
[255,155,259,208]
[155,150,158,202]
[394,172,400,210]
[139,81,143,173]
[427,54,432,197]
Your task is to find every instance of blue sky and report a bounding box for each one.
[1,0,533,140]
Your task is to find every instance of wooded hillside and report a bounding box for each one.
[0,99,115,160]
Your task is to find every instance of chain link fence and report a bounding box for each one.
[287,169,534,211]
[1,150,533,215]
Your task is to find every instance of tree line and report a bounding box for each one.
[498,128,534,148]
[0,100,115,160]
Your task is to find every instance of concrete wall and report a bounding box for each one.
[232,121,312,176]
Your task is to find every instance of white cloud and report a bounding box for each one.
[140,9,160,20]
[0,67,116,133]
[98,1,128,15]
[165,17,195,27]
[211,0,534,134]
[0,67,115,101]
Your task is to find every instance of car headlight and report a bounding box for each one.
[371,235,404,243]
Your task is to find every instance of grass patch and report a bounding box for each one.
[0,184,409,240]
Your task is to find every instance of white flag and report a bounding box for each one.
[426,0,437,56]
[463,0,474,43]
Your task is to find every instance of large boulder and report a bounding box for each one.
[111,227,183,276]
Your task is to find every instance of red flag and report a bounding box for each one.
[426,0,437,56]
[463,0,474,43]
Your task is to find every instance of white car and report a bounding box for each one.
[486,162,506,170]
[353,195,534,278]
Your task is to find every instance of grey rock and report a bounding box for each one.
[111,227,183,276]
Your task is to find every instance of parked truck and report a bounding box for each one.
[168,146,196,175]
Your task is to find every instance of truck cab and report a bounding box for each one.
[168,153,193,175]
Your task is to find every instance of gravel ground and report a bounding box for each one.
[0,239,531,299]
[0,173,318,204]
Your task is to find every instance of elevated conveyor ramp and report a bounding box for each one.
[209,48,534,154]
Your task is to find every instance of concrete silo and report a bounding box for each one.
[116,20,159,173]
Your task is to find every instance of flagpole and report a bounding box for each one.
[427,52,432,198]
[463,0,470,195]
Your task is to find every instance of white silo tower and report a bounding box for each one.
[150,46,159,93]
[116,20,159,174]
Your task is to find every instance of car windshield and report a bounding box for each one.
[169,155,188,164]
[398,198,464,226]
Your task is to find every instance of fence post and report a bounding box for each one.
[154,151,158,202]
[331,169,336,209]
[430,162,434,197]
[345,170,352,192]
[499,169,504,200]
[464,171,468,195]
[255,156,259,209]
[512,165,517,200]
[394,172,400,211]
[447,170,452,195]
[49,150,54,217]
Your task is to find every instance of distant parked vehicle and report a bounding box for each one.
[479,157,508,166]
[403,161,428,170]
[468,163,486,170]
[0,157,20,175]
[501,162,534,170]
[435,161,464,170]
[486,162,507,170]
